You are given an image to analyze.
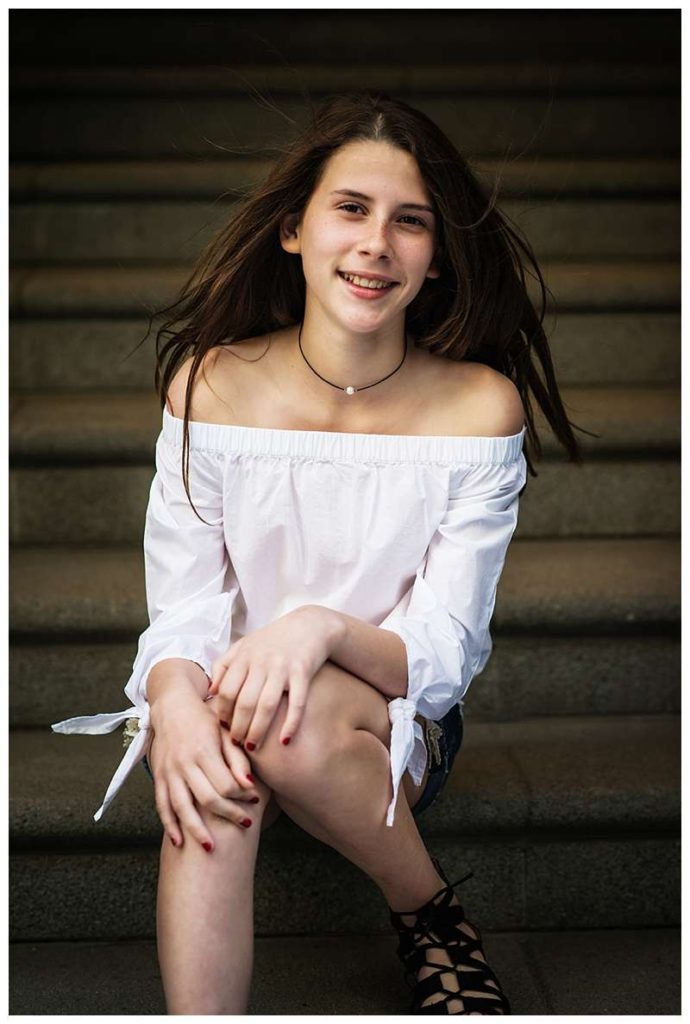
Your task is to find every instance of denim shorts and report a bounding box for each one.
[410,702,464,818]
[142,702,464,816]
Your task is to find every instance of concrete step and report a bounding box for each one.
[10,831,680,940]
[11,94,679,161]
[9,11,678,67]
[8,456,681,545]
[9,538,680,638]
[8,387,681,463]
[9,927,681,1015]
[10,198,681,264]
[9,715,681,938]
[9,58,680,97]
[9,633,681,730]
[9,313,681,391]
[9,261,680,316]
[9,156,681,200]
[13,715,680,844]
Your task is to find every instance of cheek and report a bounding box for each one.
[303,223,349,275]
[320,222,351,253]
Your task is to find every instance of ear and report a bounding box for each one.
[279,211,302,255]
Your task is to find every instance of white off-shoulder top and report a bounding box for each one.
[52,407,527,827]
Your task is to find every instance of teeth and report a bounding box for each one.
[341,273,394,290]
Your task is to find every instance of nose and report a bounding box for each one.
[358,219,393,260]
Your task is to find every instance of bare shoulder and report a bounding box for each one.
[165,349,220,420]
[165,336,271,422]
[437,360,525,437]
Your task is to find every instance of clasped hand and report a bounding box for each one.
[208,605,337,751]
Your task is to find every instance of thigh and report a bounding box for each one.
[261,791,282,831]
[294,660,392,751]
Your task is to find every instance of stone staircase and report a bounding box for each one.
[9,11,680,1015]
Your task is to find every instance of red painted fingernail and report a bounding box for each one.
[245,741,256,751]
[202,841,213,852]
[170,835,179,847]
[241,818,253,828]
[250,796,260,804]
[246,773,255,784]
[282,736,291,746]
[220,721,230,730]
[231,739,242,747]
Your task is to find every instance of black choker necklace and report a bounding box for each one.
[297,322,407,395]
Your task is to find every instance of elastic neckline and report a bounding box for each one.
[161,407,527,465]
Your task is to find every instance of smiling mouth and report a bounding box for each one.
[337,271,399,291]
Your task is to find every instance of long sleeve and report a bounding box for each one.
[379,443,527,825]
[51,427,239,822]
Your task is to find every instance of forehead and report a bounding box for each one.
[317,140,431,199]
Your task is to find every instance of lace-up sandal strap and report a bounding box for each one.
[429,857,475,893]
[399,908,493,978]
[412,966,510,1015]
[389,870,470,928]
[390,878,470,985]
[405,915,510,1014]
[390,871,511,1015]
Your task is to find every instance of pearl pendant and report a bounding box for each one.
[345,386,356,395]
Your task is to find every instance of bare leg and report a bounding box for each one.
[266,727,498,1014]
[249,665,498,1014]
[270,726,444,911]
[248,665,446,912]
[155,786,280,1015]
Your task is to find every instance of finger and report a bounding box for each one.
[153,775,182,848]
[209,641,241,695]
[200,735,260,802]
[167,772,218,851]
[214,659,250,729]
[279,669,310,745]
[185,763,256,833]
[227,668,266,747]
[221,733,262,796]
[244,674,286,751]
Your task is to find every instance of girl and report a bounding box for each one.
[53,91,582,1014]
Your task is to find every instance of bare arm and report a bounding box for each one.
[306,606,409,701]
[147,658,210,708]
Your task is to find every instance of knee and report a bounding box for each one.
[247,662,391,792]
[249,702,380,796]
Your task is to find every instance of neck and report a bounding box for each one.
[293,315,409,408]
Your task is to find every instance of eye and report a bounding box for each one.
[336,203,428,228]
[399,214,427,227]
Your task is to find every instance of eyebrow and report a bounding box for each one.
[330,189,435,216]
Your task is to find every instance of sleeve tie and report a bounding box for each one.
[386,697,426,827]
[52,702,152,822]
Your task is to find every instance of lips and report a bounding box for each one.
[338,270,399,285]
[337,271,399,291]
[337,272,400,300]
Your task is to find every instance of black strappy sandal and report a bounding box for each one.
[389,857,511,1015]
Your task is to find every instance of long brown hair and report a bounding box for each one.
[136,89,587,519]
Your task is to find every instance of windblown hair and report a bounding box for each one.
[135,89,586,519]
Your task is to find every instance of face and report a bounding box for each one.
[280,140,441,333]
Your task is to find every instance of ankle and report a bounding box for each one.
[387,870,449,916]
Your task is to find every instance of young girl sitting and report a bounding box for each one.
[53,90,581,1015]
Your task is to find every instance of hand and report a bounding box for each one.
[148,687,266,850]
[208,605,341,751]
